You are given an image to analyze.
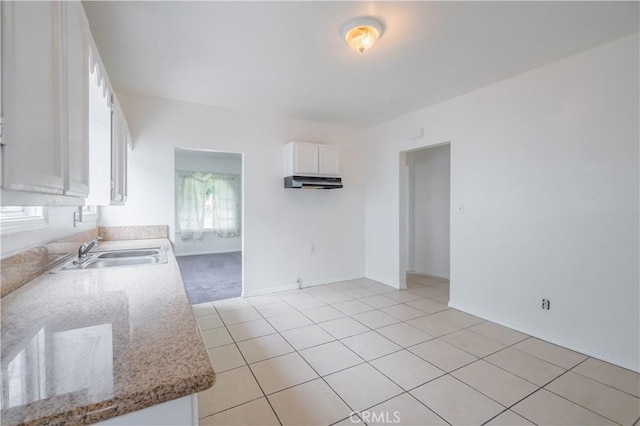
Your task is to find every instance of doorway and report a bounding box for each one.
[401,143,451,294]
[173,148,243,304]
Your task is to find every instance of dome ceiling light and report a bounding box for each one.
[341,17,383,54]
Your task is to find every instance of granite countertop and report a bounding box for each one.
[0,238,216,425]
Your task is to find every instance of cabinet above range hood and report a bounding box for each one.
[283,141,343,190]
[284,175,343,189]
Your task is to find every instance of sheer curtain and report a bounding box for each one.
[210,174,241,238]
[176,171,241,241]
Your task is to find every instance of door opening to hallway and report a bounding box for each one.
[174,148,243,304]
[404,143,451,300]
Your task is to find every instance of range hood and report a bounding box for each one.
[284,175,343,189]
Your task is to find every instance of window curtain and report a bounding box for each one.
[210,174,242,238]
[176,171,241,241]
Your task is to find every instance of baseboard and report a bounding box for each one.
[175,249,241,257]
[242,274,364,297]
[300,274,364,289]
[448,300,639,373]
[408,269,450,280]
[242,284,299,298]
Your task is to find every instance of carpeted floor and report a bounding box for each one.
[176,252,242,304]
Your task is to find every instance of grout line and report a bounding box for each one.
[214,306,284,426]
[436,373,517,418]
[482,359,625,426]
[541,374,626,425]
[329,415,363,426]
[468,340,556,388]
[206,286,454,421]
[273,293,456,424]
[197,395,267,423]
[480,409,511,426]
[366,357,444,394]
[199,282,450,425]
[498,370,573,425]
[506,338,588,371]
[567,363,640,399]
[281,337,366,423]
[366,391,452,426]
[241,289,363,425]
[404,392,454,426]
[332,302,534,423]
[256,285,448,424]
[194,281,633,426]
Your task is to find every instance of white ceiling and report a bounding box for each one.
[83,1,639,127]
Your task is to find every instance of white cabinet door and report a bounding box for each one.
[1,1,65,194]
[121,130,128,203]
[84,63,112,206]
[318,144,340,176]
[110,103,128,204]
[293,142,319,175]
[63,1,89,197]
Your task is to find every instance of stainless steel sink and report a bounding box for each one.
[81,257,162,268]
[52,247,167,272]
[96,249,163,259]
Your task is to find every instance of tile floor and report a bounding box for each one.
[192,275,640,426]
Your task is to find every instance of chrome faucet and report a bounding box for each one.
[77,237,102,263]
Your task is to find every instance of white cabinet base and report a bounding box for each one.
[96,394,197,426]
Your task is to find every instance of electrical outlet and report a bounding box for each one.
[311,244,316,255]
[296,278,302,290]
[458,203,465,214]
[542,299,551,310]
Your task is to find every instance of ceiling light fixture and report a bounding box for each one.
[341,17,383,54]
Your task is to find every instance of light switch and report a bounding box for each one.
[458,203,464,214]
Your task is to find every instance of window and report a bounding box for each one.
[0,206,47,235]
[175,171,241,241]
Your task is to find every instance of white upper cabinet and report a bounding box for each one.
[85,64,112,206]
[85,71,130,207]
[110,102,129,205]
[1,1,128,206]
[318,144,340,176]
[284,141,341,177]
[1,1,66,195]
[84,27,130,206]
[292,142,319,175]
[63,1,90,197]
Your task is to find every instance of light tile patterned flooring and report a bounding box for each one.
[192,275,640,426]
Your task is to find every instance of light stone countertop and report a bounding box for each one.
[0,238,216,425]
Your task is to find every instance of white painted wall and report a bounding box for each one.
[408,145,450,279]
[1,207,98,257]
[364,34,640,371]
[99,94,366,296]
[174,150,242,256]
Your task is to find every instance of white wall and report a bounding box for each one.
[365,34,639,371]
[174,150,242,256]
[1,207,98,257]
[99,94,366,296]
[408,145,450,279]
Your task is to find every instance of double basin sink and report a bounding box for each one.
[53,247,168,272]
